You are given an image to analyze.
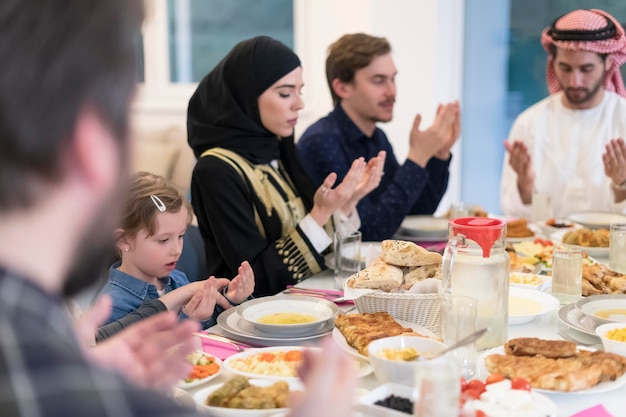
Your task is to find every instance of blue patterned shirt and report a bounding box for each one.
[297,104,451,240]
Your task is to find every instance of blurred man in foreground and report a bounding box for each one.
[0,1,355,416]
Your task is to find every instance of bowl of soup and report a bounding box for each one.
[576,295,626,326]
[238,294,339,336]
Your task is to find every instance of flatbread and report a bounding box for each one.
[346,258,403,292]
[402,264,441,289]
[335,312,426,356]
[381,240,442,267]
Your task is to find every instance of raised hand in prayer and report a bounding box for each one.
[505,139,536,204]
[434,101,461,160]
[603,138,626,185]
[288,337,358,417]
[182,276,219,320]
[75,295,199,391]
[223,260,255,305]
[310,157,366,225]
[408,101,459,167]
[341,150,386,215]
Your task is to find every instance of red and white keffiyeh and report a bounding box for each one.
[541,9,626,97]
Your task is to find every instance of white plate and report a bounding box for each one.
[509,272,551,291]
[176,352,223,389]
[557,303,601,337]
[238,295,338,336]
[223,346,308,380]
[332,318,438,361]
[193,378,303,417]
[568,211,626,230]
[508,287,559,325]
[575,294,626,326]
[216,307,334,345]
[391,232,448,243]
[550,229,609,258]
[478,346,626,394]
[398,215,449,239]
[538,219,584,236]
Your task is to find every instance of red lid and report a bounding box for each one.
[449,217,506,258]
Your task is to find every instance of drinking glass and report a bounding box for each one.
[610,224,626,274]
[413,356,460,417]
[440,294,477,379]
[531,191,552,223]
[333,230,362,289]
[552,246,582,304]
[450,202,472,219]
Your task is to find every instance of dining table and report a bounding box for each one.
[192,263,622,417]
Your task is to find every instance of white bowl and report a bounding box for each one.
[355,382,416,417]
[193,378,303,417]
[509,272,551,291]
[367,335,446,386]
[576,295,626,326]
[596,323,626,357]
[238,295,338,336]
[508,287,559,325]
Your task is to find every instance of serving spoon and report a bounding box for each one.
[419,327,489,361]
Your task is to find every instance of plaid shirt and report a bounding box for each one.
[0,268,201,417]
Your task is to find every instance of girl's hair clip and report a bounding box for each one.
[150,195,167,212]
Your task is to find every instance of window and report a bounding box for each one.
[136,0,293,109]
[167,0,293,83]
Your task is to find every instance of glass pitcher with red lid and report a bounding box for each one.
[441,217,509,350]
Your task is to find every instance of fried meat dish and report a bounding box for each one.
[485,338,626,391]
[335,312,426,356]
[582,262,626,296]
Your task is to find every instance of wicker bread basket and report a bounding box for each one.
[354,292,441,334]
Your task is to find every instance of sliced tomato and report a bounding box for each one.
[511,377,531,391]
[466,379,486,394]
[475,410,487,417]
[485,373,505,385]
[461,388,482,400]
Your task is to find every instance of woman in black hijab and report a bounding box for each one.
[188,36,383,296]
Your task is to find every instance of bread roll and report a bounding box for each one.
[402,264,441,289]
[381,240,443,267]
[346,258,403,292]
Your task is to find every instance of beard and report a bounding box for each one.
[62,167,126,298]
[562,75,604,105]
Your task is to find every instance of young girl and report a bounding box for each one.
[97,172,254,328]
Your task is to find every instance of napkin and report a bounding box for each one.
[570,405,614,417]
[196,335,250,360]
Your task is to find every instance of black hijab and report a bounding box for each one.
[187,36,317,210]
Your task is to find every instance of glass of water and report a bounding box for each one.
[610,224,626,274]
[531,191,552,223]
[551,245,582,304]
[414,356,460,417]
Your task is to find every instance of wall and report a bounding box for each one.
[132,0,465,213]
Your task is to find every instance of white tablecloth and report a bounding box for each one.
[199,269,622,417]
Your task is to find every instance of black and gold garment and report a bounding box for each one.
[187,37,328,296]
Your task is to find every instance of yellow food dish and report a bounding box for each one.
[510,273,543,287]
[606,327,626,342]
[509,296,543,316]
[257,312,318,325]
[378,347,419,361]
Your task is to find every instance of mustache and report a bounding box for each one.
[379,98,396,106]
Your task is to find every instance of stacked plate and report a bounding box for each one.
[395,215,449,241]
[216,294,339,346]
[558,295,626,341]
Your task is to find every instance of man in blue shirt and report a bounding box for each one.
[298,33,460,241]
